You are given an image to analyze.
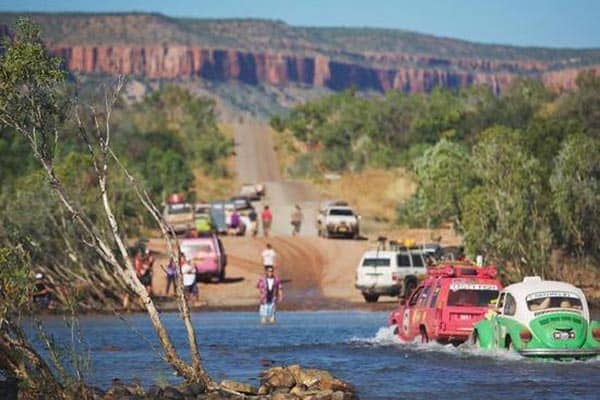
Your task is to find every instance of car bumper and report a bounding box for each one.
[519,348,600,358]
[170,222,193,233]
[328,227,357,236]
[355,285,399,296]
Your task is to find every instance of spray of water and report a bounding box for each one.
[349,325,531,362]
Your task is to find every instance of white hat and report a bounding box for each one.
[35,273,43,279]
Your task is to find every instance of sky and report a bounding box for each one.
[0,0,599,48]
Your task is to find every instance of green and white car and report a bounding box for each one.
[473,276,600,359]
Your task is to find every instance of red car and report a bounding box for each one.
[388,263,502,345]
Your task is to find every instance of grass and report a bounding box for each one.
[312,168,415,223]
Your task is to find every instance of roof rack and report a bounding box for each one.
[427,263,497,279]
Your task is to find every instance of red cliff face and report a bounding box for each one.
[48,44,593,94]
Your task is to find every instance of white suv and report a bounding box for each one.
[317,201,360,239]
[355,248,427,302]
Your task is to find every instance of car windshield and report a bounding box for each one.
[329,209,353,216]
[447,287,499,307]
[168,204,192,214]
[526,291,583,311]
[362,258,391,267]
[182,244,213,256]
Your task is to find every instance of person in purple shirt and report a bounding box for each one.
[256,266,283,324]
[229,209,242,235]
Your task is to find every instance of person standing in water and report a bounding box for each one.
[256,265,283,324]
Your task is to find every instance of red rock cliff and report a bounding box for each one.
[46,44,599,93]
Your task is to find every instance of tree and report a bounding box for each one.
[461,126,552,278]
[558,71,600,138]
[0,18,213,394]
[412,139,474,229]
[550,134,600,258]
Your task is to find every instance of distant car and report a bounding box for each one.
[180,235,227,282]
[209,201,228,234]
[355,247,427,302]
[255,183,266,197]
[240,183,261,201]
[472,276,600,359]
[317,201,360,239]
[389,263,502,344]
[195,203,214,234]
[229,195,253,211]
[163,202,194,234]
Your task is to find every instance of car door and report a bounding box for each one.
[402,286,424,339]
[358,256,392,288]
[493,292,507,346]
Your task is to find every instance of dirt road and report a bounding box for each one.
[150,122,455,311]
[233,122,320,237]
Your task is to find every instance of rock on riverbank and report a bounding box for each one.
[96,365,357,400]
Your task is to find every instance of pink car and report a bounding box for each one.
[180,235,227,282]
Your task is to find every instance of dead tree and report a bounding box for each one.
[0,19,214,389]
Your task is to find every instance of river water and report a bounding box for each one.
[35,311,600,400]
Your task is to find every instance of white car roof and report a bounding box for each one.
[504,276,585,299]
[361,250,396,258]
[503,276,589,322]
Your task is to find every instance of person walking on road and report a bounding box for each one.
[256,265,283,324]
[290,204,303,236]
[261,243,277,270]
[261,205,273,237]
[248,207,258,237]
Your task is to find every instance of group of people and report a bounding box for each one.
[159,242,283,323]
[246,204,304,238]
[164,252,199,302]
[247,205,273,237]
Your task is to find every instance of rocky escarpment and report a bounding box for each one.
[48,44,600,94]
[2,12,599,95]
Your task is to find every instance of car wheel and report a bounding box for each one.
[219,268,226,282]
[392,324,399,336]
[420,326,429,344]
[363,293,379,303]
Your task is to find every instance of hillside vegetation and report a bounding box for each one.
[0,30,232,309]
[271,73,600,283]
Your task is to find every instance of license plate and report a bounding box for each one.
[459,314,471,320]
[553,331,575,340]
[339,227,347,232]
